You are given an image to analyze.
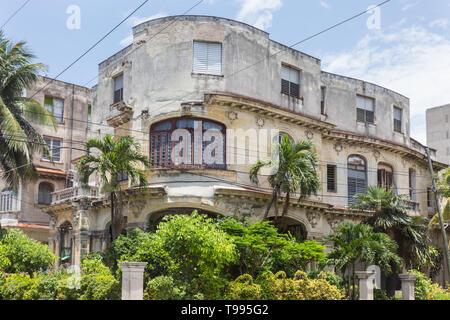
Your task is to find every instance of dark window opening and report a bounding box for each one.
[38,182,54,205]
[113,74,123,104]
[327,164,337,192]
[281,65,300,98]
[348,155,367,205]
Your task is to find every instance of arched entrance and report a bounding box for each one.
[269,216,308,241]
[147,207,220,232]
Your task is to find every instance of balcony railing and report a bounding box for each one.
[51,186,99,205]
[0,192,19,212]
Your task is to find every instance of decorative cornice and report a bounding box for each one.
[205,92,335,132]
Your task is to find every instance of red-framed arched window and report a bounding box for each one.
[150,117,226,169]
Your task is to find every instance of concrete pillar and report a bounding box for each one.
[356,270,375,300]
[399,273,417,300]
[120,262,147,300]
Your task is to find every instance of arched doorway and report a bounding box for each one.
[59,221,73,266]
[269,216,308,241]
[147,207,220,232]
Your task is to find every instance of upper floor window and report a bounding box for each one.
[150,117,226,169]
[113,74,123,104]
[409,169,416,201]
[42,137,62,162]
[327,164,337,192]
[117,171,128,182]
[0,188,17,212]
[347,155,367,205]
[377,163,394,191]
[38,182,54,205]
[446,114,449,123]
[356,95,375,124]
[321,87,326,115]
[281,65,300,98]
[44,96,64,123]
[87,105,92,128]
[193,41,222,75]
[393,106,402,132]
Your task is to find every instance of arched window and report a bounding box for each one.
[347,155,367,205]
[377,163,394,191]
[59,221,73,265]
[0,188,16,211]
[38,182,54,205]
[275,133,294,145]
[150,117,226,169]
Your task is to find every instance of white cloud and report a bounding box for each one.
[120,12,166,47]
[429,18,449,29]
[320,1,331,9]
[401,0,421,11]
[322,26,450,144]
[235,0,282,30]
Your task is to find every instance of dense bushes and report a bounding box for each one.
[410,270,450,300]
[0,254,119,300]
[0,229,56,275]
[225,271,344,300]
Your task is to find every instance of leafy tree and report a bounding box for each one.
[0,31,57,191]
[250,136,319,221]
[77,134,150,241]
[325,220,402,300]
[436,168,450,198]
[271,238,327,277]
[122,212,237,299]
[217,217,288,277]
[0,229,56,275]
[351,186,437,271]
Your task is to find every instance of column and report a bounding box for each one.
[356,270,375,300]
[399,273,417,300]
[120,262,148,300]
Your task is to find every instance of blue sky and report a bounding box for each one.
[1,0,450,144]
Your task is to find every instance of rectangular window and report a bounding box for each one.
[409,170,416,201]
[87,105,92,128]
[446,114,449,123]
[42,137,62,162]
[393,106,402,132]
[321,87,326,115]
[356,95,375,124]
[193,41,222,75]
[117,172,128,182]
[113,74,123,104]
[281,65,300,98]
[44,96,64,123]
[327,165,337,192]
[427,188,435,212]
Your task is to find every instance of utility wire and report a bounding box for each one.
[0,0,31,30]
[29,0,151,100]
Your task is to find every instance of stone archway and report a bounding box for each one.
[146,207,220,232]
[269,216,309,241]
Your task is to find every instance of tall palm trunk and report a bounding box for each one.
[281,189,290,218]
[263,186,280,221]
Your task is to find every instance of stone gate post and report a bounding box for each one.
[120,262,147,300]
[399,273,417,300]
[356,270,375,300]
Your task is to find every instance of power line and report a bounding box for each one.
[0,0,31,30]
[29,0,151,100]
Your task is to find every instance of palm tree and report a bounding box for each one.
[325,220,402,300]
[0,30,56,190]
[250,135,319,221]
[351,186,437,271]
[76,134,150,241]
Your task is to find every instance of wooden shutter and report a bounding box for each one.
[327,165,336,192]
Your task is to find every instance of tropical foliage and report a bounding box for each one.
[0,229,56,275]
[77,134,150,240]
[250,136,319,220]
[351,186,438,271]
[325,220,402,299]
[0,31,56,190]
[410,269,450,300]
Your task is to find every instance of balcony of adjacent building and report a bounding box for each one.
[0,190,21,226]
[51,185,100,205]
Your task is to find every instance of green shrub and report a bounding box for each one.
[0,272,40,300]
[307,270,345,291]
[78,254,120,300]
[225,274,262,300]
[144,276,187,300]
[0,229,56,275]
[410,270,449,300]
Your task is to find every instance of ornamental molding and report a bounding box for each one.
[306,211,320,228]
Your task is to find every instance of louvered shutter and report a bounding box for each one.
[327,165,337,192]
[207,43,222,75]
[193,41,208,73]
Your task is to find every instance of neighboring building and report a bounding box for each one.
[426,104,450,165]
[41,16,448,283]
[0,76,92,242]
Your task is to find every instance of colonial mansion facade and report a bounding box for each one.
[24,16,445,269]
